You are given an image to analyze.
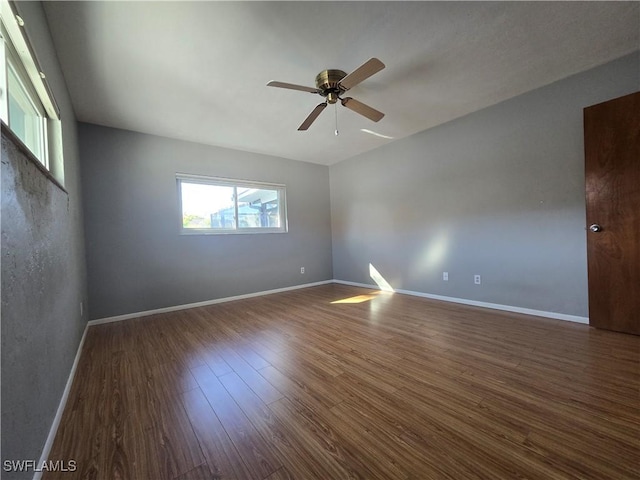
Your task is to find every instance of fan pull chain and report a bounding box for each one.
[334,103,339,136]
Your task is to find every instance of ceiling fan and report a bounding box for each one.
[267,58,385,131]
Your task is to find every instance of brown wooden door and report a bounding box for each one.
[584,91,640,335]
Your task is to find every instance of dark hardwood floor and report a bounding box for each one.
[44,284,639,479]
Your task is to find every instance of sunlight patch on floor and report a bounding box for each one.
[331,292,383,304]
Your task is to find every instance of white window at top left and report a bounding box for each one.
[1,0,60,173]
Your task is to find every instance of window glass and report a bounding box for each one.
[237,188,281,229]
[7,61,45,163]
[181,182,236,230]
[178,176,287,234]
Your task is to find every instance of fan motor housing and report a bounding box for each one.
[316,69,347,104]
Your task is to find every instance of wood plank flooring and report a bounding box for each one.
[44,284,640,479]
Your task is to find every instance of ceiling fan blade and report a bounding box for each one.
[339,58,385,90]
[341,97,384,122]
[267,81,318,94]
[298,103,327,131]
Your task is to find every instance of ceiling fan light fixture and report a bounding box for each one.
[326,91,339,104]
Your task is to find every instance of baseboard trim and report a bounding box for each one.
[33,323,89,480]
[88,280,334,326]
[90,279,589,326]
[332,279,589,324]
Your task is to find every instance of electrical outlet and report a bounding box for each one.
[474,275,481,285]
[443,272,448,281]
[300,267,305,274]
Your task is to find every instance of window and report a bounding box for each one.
[1,0,61,174]
[177,174,287,234]
[6,47,47,164]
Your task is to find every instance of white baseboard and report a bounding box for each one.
[332,279,589,324]
[88,280,334,326]
[33,323,89,480]
[91,279,589,326]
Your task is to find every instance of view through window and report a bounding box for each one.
[178,175,287,234]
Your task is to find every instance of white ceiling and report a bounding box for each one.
[43,1,639,165]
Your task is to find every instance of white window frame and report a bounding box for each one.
[177,173,288,235]
[1,0,61,174]
[5,41,48,166]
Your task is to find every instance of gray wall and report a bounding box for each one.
[79,124,333,320]
[330,53,639,318]
[1,2,87,478]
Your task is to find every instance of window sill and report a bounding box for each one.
[1,120,66,194]
[180,229,288,236]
